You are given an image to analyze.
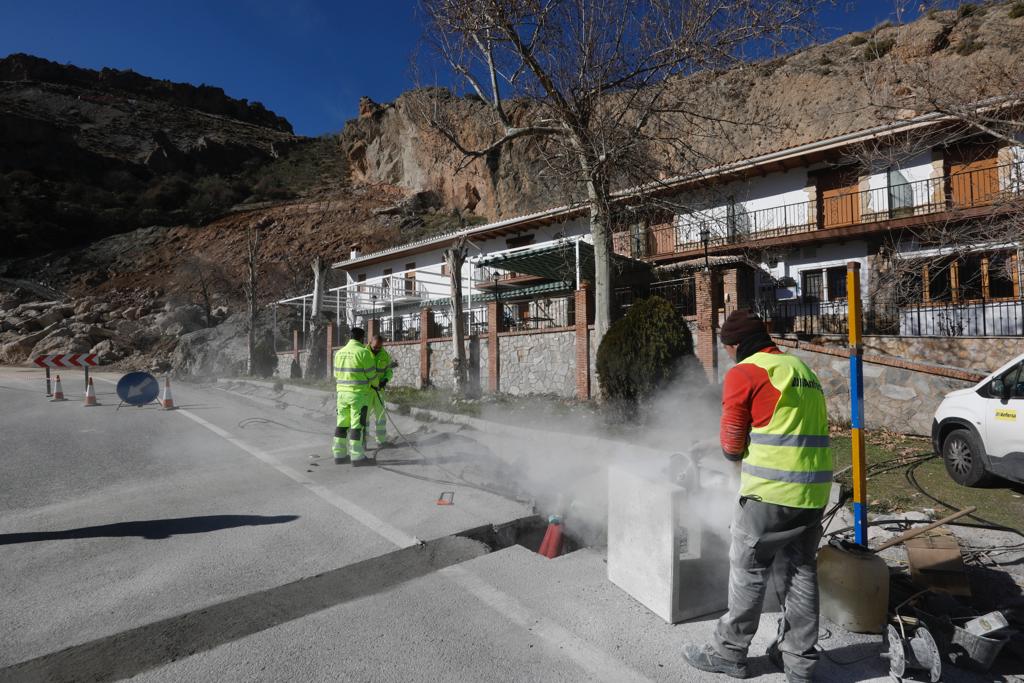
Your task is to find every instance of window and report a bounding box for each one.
[802,271,823,302]
[404,263,416,296]
[959,254,985,301]
[987,252,1017,299]
[506,234,535,249]
[991,363,1024,399]
[925,261,953,302]
[887,168,914,215]
[382,268,392,290]
[826,267,848,300]
[357,273,366,293]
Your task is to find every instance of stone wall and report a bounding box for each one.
[427,340,456,390]
[780,334,1022,375]
[783,345,975,436]
[275,350,308,378]
[499,330,576,397]
[387,342,420,388]
[861,336,1022,375]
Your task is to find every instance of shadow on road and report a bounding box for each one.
[0,514,299,545]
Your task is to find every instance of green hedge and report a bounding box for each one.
[596,295,693,405]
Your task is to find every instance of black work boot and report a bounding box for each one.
[683,644,749,679]
[334,456,350,465]
[766,643,812,683]
[352,457,376,467]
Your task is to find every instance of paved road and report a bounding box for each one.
[0,366,978,682]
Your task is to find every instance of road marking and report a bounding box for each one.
[176,408,420,549]
[87,378,651,683]
[443,566,653,683]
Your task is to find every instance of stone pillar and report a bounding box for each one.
[695,270,720,383]
[366,317,378,340]
[325,324,334,379]
[574,283,591,400]
[419,308,432,389]
[487,300,500,393]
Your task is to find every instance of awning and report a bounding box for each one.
[476,238,650,283]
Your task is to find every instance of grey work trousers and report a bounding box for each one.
[712,497,824,680]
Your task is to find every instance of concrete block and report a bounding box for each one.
[607,458,734,624]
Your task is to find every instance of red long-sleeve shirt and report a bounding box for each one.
[720,346,783,460]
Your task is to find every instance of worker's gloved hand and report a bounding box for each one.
[689,438,722,458]
[379,379,388,390]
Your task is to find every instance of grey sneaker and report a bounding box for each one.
[766,643,812,683]
[683,644,748,679]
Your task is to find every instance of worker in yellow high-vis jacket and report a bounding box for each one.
[368,334,394,447]
[684,309,831,683]
[332,327,377,466]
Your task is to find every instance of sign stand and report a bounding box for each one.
[34,354,99,396]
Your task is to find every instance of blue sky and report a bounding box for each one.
[1,1,944,137]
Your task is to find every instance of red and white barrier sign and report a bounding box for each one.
[33,353,99,369]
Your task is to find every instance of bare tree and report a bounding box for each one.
[417,0,821,346]
[304,256,331,379]
[243,218,272,375]
[444,234,469,395]
[177,255,230,327]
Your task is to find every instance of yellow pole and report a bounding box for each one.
[847,262,868,545]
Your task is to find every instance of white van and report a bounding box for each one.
[932,352,1024,486]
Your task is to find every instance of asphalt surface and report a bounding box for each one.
[0,367,1004,682]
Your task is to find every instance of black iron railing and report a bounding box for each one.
[640,161,1024,256]
[614,277,697,318]
[755,296,1024,338]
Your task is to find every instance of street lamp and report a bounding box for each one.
[699,225,711,271]
[371,294,377,332]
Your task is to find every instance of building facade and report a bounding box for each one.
[278,110,1023,430]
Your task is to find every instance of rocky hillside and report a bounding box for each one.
[2,2,1022,376]
[344,2,1024,219]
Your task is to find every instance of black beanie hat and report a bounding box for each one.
[719,309,767,346]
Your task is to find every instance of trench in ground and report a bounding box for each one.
[460,514,584,556]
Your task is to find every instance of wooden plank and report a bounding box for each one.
[905,527,971,597]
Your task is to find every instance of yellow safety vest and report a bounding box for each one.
[333,340,376,395]
[738,351,832,509]
[371,347,393,389]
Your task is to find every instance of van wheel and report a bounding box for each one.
[941,429,991,487]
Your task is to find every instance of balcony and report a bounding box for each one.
[635,160,1024,259]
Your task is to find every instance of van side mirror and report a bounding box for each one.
[1002,381,1013,402]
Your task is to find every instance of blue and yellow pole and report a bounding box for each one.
[847,261,868,545]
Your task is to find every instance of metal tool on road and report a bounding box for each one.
[436,491,455,506]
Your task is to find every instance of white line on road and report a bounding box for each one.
[175,408,421,549]
[117,380,653,683]
[443,566,654,683]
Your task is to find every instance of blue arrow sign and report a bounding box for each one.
[116,372,160,406]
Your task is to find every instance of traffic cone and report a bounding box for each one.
[160,376,176,410]
[83,377,99,406]
[51,375,66,401]
[538,515,563,559]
